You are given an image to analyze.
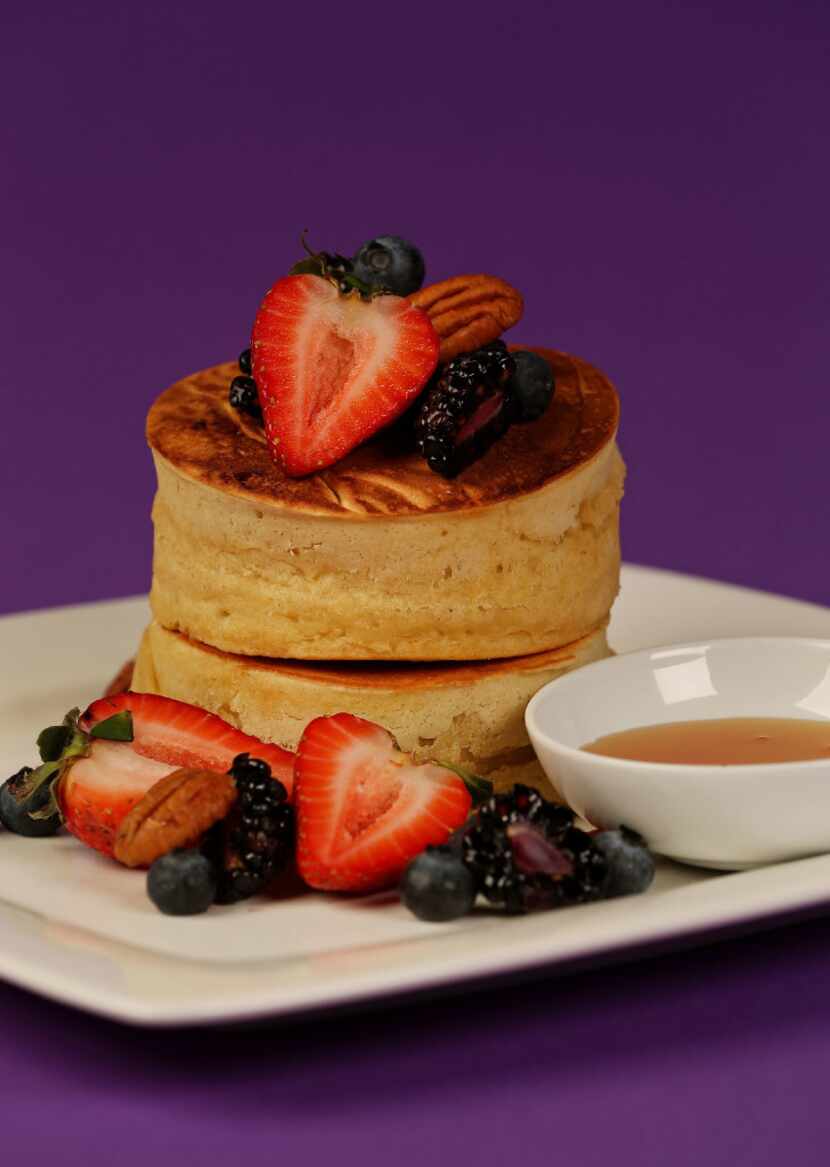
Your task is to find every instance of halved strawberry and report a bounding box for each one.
[294,713,472,893]
[62,692,295,856]
[251,274,439,476]
[60,740,176,857]
[81,693,294,788]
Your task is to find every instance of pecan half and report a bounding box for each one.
[114,768,236,869]
[408,274,524,362]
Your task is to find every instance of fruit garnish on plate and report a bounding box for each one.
[147,849,218,917]
[138,754,294,915]
[592,826,655,898]
[0,707,128,839]
[2,698,655,920]
[400,845,477,922]
[80,692,294,787]
[461,785,607,913]
[399,790,655,922]
[0,693,294,857]
[294,713,473,892]
[251,271,439,476]
[207,753,295,904]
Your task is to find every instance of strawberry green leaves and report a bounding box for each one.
[9,709,134,828]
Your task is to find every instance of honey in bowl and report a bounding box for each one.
[582,717,830,765]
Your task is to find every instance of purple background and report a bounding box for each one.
[1,1,829,1164]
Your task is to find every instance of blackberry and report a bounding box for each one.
[229,374,262,422]
[147,849,217,916]
[462,784,606,913]
[213,754,294,904]
[238,348,253,375]
[414,341,517,478]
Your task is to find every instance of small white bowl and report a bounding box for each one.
[525,637,830,869]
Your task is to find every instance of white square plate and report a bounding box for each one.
[1,565,828,1026]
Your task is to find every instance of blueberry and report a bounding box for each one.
[0,766,62,837]
[352,235,425,297]
[229,375,262,421]
[147,849,217,916]
[400,844,476,922]
[593,827,655,898]
[238,348,252,375]
[511,351,555,422]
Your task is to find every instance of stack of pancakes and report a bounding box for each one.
[133,346,624,791]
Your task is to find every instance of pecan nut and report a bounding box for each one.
[114,768,236,869]
[408,274,524,361]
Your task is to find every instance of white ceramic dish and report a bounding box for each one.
[0,565,829,1027]
[526,638,830,870]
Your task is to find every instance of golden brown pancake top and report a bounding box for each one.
[146,347,619,518]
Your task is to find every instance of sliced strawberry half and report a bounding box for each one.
[66,692,295,857]
[81,693,294,787]
[60,741,177,857]
[294,713,472,893]
[251,275,439,476]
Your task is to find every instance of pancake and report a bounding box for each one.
[147,347,624,660]
[132,620,611,794]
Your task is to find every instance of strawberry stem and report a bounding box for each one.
[288,233,383,301]
[37,708,81,761]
